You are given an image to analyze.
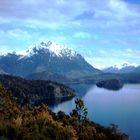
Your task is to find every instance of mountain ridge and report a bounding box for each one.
[18,41,79,59]
[0,41,101,78]
[103,63,138,73]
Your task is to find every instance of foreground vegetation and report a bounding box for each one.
[0,84,129,140]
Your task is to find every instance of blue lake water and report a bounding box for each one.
[50,84,140,140]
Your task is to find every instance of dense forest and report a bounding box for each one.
[0,74,75,106]
[0,84,129,140]
[96,79,124,90]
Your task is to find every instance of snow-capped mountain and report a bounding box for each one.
[103,63,138,73]
[0,41,101,78]
[19,41,78,59]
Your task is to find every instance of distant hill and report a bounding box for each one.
[81,73,140,84]
[132,66,140,73]
[0,74,75,106]
[0,41,101,79]
[103,63,137,73]
[27,71,69,83]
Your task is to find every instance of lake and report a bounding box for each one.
[50,84,140,140]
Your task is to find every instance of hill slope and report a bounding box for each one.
[0,85,129,140]
[0,74,75,106]
[132,66,140,73]
[27,71,69,83]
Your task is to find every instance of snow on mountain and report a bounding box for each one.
[105,62,138,70]
[18,41,78,59]
[0,40,101,78]
[103,62,138,73]
[117,62,138,69]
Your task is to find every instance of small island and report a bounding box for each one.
[96,79,124,90]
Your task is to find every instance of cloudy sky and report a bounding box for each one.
[0,0,140,69]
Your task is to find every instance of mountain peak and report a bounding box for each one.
[20,41,78,59]
[103,62,138,73]
[105,62,138,70]
[40,41,52,47]
[117,62,138,69]
[0,41,101,78]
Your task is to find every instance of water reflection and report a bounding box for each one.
[69,83,93,97]
[33,96,74,108]
[51,84,140,140]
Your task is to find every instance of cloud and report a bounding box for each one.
[0,0,140,68]
[7,29,31,39]
[72,0,140,34]
[73,32,91,39]
[0,0,86,22]
[84,47,140,69]
[0,0,139,33]
[0,28,30,41]
[74,11,95,20]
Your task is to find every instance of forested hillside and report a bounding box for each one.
[0,85,129,140]
[0,74,75,106]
